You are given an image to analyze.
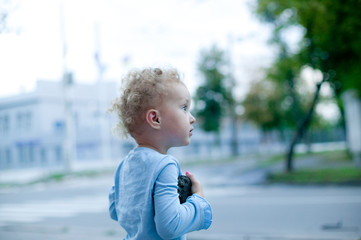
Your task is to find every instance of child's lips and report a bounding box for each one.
[189,128,194,136]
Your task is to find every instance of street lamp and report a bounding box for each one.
[60,4,75,173]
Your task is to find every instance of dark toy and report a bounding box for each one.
[177,175,192,204]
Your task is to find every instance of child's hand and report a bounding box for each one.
[186,171,204,198]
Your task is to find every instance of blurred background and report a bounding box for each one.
[0,0,360,239]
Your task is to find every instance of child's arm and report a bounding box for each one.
[153,163,212,239]
[108,185,118,221]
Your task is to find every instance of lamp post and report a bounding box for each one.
[226,33,257,156]
[227,34,240,156]
[60,3,75,173]
[94,22,111,162]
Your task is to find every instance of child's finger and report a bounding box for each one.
[185,171,204,197]
[186,171,194,180]
[186,171,197,184]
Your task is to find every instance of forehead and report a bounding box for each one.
[166,82,190,102]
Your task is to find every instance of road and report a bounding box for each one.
[0,160,360,240]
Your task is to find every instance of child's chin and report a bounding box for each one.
[177,140,190,147]
[172,138,191,147]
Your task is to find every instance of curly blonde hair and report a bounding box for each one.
[109,67,183,138]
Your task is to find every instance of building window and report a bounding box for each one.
[17,113,22,132]
[29,145,35,163]
[55,146,62,162]
[25,112,32,131]
[0,149,2,168]
[6,148,12,167]
[16,111,32,133]
[18,145,27,164]
[0,115,10,134]
[41,148,47,164]
[0,148,9,169]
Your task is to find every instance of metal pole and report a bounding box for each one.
[227,34,239,156]
[94,22,111,162]
[60,4,74,173]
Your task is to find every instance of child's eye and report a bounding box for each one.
[182,105,188,111]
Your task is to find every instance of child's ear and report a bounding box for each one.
[146,109,161,129]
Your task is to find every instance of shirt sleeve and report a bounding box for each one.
[153,162,212,239]
[108,185,118,221]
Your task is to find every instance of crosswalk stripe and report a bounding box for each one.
[0,195,108,224]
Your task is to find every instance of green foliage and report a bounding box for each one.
[244,0,361,138]
[256,0,361,96]
[242,55,325,132]
[193,45,233,133]
[253,0,361,171]
[242,78,283,131]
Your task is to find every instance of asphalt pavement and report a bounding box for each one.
[0,154,360,240]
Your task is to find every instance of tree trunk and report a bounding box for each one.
[230,114,239,156]
[286,76,327,172]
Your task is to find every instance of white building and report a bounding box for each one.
[0,80,133,170]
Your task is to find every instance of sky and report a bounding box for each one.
[0,0,277,100]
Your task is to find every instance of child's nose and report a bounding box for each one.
[190,114,196,124]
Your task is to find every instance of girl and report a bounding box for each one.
[108,67,212,239]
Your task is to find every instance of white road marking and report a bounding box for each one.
[0,195,107,225]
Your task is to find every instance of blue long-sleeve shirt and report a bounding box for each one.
[109,147,212,239]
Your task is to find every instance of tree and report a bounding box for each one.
[242,58,323,142]
[193,45,234,134]
[242,77,285,133]
[254,0,361,171]
[257,0,361,98]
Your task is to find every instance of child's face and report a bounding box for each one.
[159,82,196,148]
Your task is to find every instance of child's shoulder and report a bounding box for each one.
[132,147,180,169]
[123,147,181,181]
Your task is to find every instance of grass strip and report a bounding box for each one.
[269,167,361,184]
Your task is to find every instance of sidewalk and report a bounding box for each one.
[0,160,118,185]
[184,149,357,188]
[0,145,355,187]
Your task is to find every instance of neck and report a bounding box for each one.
[137,143,168,154]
